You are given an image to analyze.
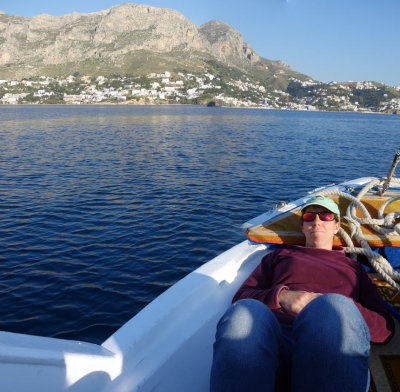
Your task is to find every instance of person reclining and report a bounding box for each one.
[210,196,394,392]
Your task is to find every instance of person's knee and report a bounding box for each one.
[298,293,360,321]
[294,293,370,347]
[313,293,356,311]
[215,299,277,341]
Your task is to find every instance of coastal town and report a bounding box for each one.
[1,70,400,114]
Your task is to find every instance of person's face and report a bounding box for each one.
[301,205,340,250]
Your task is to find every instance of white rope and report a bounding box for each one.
[317,177,400,292]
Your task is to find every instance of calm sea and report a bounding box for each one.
[0,104,398,343]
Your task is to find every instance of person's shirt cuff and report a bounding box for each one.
[274,285,289,308]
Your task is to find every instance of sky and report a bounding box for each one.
[1,0,399,87]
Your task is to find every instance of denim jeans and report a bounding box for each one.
[210,294,370,392]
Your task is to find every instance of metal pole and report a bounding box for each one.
[381,147,400,196]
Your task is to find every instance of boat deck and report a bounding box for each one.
[370,317,400,391]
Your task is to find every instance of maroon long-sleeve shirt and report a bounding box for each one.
[233,245,394,343]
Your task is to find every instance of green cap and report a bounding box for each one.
[301,195,340,218]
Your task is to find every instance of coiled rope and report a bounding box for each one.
[317,177,400,291]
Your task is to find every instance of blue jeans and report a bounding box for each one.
[210,294,370,392]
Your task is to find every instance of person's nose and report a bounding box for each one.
[312,215,323,225]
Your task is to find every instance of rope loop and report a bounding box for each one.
[317,177,400,292]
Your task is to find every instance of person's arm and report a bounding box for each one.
[354,265,395,344]
[232,251,288,310]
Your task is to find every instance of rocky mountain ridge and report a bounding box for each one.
[0,2,302,85]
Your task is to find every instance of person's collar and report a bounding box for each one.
[287,244,344,252]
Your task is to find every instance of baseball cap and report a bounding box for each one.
[300,195,340,218]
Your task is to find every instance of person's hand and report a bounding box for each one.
[278,289,322,315]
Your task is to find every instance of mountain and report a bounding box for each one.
[0,3,309,88]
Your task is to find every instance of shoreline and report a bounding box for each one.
[0,102,397,115]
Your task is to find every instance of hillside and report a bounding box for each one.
[1,3,399,112]
[0,3,309,90]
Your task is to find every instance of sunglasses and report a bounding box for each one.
[302,211,337,222]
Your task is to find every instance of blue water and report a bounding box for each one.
[0,105,398,343]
